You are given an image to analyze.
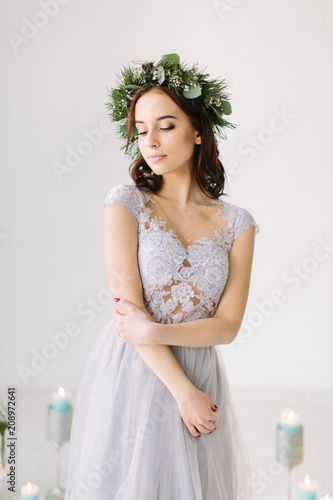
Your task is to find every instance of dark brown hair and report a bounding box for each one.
[126,86,227,199]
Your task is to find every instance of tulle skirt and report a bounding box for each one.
[64,318,252,500]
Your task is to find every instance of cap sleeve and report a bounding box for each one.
[102,184,140,222]
[233,207,260,242]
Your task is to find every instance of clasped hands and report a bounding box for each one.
[113,298,158,345]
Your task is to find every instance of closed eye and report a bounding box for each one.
[137,126,174,136]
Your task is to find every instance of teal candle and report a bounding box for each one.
[278,422,302,433]
[299,474,317,500]
[299,490,316,500]
[20,482,39,499]
[277,407,303,468]
[51,387,71,412]
[280,408,301,429]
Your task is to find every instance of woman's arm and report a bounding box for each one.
[114,225,256,348]
[153,225,257,347]
[104,203,219,436]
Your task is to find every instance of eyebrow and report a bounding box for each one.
[134,115,178,124]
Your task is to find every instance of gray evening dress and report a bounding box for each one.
[64,183,260,500]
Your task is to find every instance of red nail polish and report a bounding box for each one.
[114,298,120,302]
[208,432,212,434]
[196,435,201,438]
[214,404,218,409]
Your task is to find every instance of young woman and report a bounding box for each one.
[65,53,260,500]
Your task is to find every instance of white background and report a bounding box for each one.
[1,0,332,394]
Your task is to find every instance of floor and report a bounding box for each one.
[0,387,332,499]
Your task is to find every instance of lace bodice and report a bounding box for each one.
[103,183,260,324]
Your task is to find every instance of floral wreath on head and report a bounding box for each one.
[105,53,237,160]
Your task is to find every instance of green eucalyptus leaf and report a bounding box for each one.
[119,124,138,137]
[158,53,180,65]
[211,107,223,118]
[130,124,138,137]
[220,100,232,115]
[124,85,141,91]
[157,66,165,85]
[183,85,202,99]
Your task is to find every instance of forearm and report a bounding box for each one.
[154,316,238,347]
[133,344,195,400]
[114,302,195,400]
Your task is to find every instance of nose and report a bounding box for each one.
[145,129,160,148]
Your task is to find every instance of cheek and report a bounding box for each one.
[169,131,195,151]
[184,129,197,145]
[137,139,146,154]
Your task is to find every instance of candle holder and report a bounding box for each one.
[45,404,72,500]
[276,422,303,500]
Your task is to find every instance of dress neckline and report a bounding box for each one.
[139,188,231,251]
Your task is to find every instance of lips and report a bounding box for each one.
[148,155,167,162]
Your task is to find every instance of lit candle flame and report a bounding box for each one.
[304,474,310,485]
[27,482,32,491]
[58,387,65,397]
[287,410,295,422]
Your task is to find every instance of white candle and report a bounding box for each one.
[318,496,333,500]
[299,474,317,500]
[51,387,71,412]
[21,482,39,500]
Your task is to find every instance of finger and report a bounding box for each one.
[207,421,218,431]
[113,309,122,319]
[210,408,219,421]
[116,298,135,312]
[195,422,217,434]
[190,425,201,438]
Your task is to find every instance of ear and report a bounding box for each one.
[195,132,201,145]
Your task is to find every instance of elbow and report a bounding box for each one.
[227,327,240,344]
[225,328,238,345]
[216,316,241,345]
[228,318,243,344]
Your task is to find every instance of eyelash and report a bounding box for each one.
[137,126,174,136]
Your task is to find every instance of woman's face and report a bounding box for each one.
[134,90,201,176]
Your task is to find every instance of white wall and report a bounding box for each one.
[1,0,332,394]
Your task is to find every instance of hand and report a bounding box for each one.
[113,298,157,345]
[175,386,219,438]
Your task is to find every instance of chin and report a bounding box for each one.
[148,164,169,175]
[151,167,176,177]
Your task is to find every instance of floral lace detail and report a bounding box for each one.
[103,184,260,324]
[102,184,142,221]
